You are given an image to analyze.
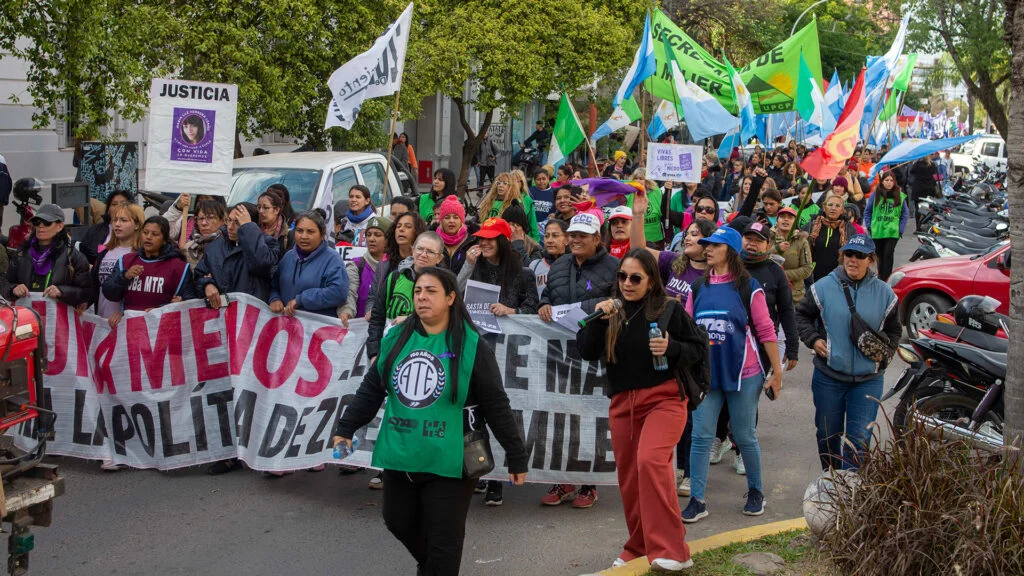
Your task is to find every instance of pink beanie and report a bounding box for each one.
[435,195,465,221]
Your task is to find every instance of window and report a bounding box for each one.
[981,142,1001,157]
[331,166,359,209]
[229,168,322,211]
[358,162,394,206]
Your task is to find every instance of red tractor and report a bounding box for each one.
[0,301,63,575]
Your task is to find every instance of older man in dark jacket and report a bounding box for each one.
[194,204,280,304]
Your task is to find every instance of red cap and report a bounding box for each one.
[473,217,512,240]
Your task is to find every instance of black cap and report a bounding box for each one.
[33,204,65,223]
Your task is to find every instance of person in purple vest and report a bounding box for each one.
[195,203,280,308]
[338,215,390,327]
[270,211,348,318]
[102,216,199,327]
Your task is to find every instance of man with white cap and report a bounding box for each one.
[536,209,619,509]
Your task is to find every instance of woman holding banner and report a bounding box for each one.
[334,267,528,576]
[577,248,706,572]
[269,211,348,318]
[90,202,145,319]
[3,204,92,307]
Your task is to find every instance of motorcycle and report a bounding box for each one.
[916,295,1007,350]
[513,143,542,176]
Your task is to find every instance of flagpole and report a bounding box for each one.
[380,91,402,215]
[639,86,648,169]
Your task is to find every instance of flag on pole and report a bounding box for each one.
[909,113,921,138]
[548,94,586,168]
[869,135,981,180]
[723,55,755,143]
[613,12,656,108]
[326,3,413,130]
[795,52,817,125]
[665,39,737,141]
[591,97,641,143]
[860,12,912,137]
[824,69,843,120]
[892,53,918,92]
[717,126,741,159]
[801,67,867,180]
[648,99,681,140]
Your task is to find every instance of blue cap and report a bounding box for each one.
[840,234,876,254]
[698,226,743,254]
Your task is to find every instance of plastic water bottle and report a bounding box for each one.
[650,323,668,371]
[334,436,360,459]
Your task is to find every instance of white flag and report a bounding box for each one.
[325,3,414,130]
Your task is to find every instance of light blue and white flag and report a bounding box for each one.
[648,99,681,140]
[613,12,656,108]
[860,12,912,138]
[669,56,738,140]
[825,69,844,121]
[591,97,641,143]
[717,126,742,159]
[869,134,980,180]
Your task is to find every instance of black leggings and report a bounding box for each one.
[874,237,899,281]
[382,470,477,576]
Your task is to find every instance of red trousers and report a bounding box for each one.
[609,380,691,563]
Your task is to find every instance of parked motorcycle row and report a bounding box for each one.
[911,178,1008,262]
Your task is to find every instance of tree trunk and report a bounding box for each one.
[967,91,976,132]
[1003,0,1023,463]
[452,97,493,197]
[234,130,244,159]
[976,68,1009,136]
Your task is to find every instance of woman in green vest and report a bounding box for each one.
[418,168,456,224]
[335,267,528,576]
[862,169,908,282]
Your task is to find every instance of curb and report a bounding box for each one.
[580,517,808,576]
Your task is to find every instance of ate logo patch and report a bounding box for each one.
[391,350,447,408]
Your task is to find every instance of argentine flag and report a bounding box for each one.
[824,69,843,121]
[724,55,755,143]
[869,135,980,180]
[648,99,681,140]
[613,12,656,108]
[666,39,737,141]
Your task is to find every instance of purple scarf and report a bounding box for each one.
[29,240,55,277]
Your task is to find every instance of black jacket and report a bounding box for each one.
[194,223,281,303]
[79,222,110,265]
[366,258,416,359]
[2,235,92,306]
[745,259,799,361]
[909,159,938,197]
[458,259,539,314]
[337,327,530,475]
[540,247,620,313]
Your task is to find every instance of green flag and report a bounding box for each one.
[795,52,816,123]
[548,93,585,167]
[621,96,642,121]
[645,9,822,114]
[892,53,918,92]
[879,89,903,122]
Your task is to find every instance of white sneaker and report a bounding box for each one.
[651,557,694,572]
[611,558,628,568]
[733,453,746,476]
[677,476,691,497]
[710,438,731,465]
[100,461,126,471]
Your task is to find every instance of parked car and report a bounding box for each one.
[949,135,1007,175]
[888,241,1010,338]
[228,152,405,222]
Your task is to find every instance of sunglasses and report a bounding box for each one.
[843,250,869,260]
[30,219,56,227]
[616,271,646,285]
[695,205,717,214]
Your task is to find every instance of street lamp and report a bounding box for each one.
[791,0,831,36]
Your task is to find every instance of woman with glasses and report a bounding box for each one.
[578,249,705,572]
[163,192,224,247]
[181,199,227,266]
[804,193,858,283]
[478,172,540,241]
[258,188,292,252]
[796,235,900,470]
[3,204,91,307]
[667,192,720,253]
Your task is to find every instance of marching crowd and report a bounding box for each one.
[1,140,926,574]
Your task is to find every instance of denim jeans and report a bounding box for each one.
[811,370,884,470]
[675,411,693,475]
[689,375,764,501]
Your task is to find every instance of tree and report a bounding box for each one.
[906,0,1010,137]
[404,0,646,194]
[1002,0,1023,464]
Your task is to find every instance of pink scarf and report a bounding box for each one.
[438,225,468,247]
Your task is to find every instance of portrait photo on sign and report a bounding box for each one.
[170,107,216,164]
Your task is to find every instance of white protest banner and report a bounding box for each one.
[12,295,620,484]
[325,3,413,130]
[145,79,238,196]
[464,279,501,334]
[646,143,702,183]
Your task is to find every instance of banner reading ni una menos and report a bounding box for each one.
[11,294,619,484]
[646,9,822,115]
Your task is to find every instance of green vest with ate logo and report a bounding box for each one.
[371,323,478,478]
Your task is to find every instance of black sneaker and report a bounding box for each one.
[484,481,503,506]
[743,489,766,516]
[681,497,708,523]
[207,458,242,476]
[474,479,488,494]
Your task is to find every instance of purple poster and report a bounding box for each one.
[171,108,216,163]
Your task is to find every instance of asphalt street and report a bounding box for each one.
[14,236,919,576]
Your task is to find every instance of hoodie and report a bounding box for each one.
[270,241,349,317]
[103,243,197,311]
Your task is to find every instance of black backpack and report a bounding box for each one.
[656,299,710,409]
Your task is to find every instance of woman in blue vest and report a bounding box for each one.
[795,234,901,470]
[681,226,782,524]
[334,267,528,576]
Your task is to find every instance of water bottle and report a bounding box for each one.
[334,436,360,459]
[650,323,668,371]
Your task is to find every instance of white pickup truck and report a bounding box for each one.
[948,135,1007,175]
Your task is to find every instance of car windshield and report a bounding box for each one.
[228,168,322,212]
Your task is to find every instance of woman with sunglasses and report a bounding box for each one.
[666,191,720,251]
[795,235,900,470]
[578,249,706,573]
[2,204,91,307]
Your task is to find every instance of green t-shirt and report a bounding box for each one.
[419,194,437,223]
[870,192,905,239]
[626,188,664,243]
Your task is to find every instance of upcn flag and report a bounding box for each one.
[146,79,238,196]
[326,3,413,130]
[801,67,866,180]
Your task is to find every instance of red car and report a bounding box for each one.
[888,242,1010,338]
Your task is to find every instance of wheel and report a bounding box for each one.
[905,392,1004,445]
[892,383,945,436]
[905,293,953,339]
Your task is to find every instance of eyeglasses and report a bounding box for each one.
[496,181,509,187]
[616,271,646,285]
[695,205,717,215]
[843,250,869,260]
[414,246,441,257]
[30,219,56,227]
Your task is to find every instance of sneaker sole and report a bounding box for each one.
[681,510,709,523]
[541,493,577,506]
[743,506,766,516]
[651,559,695,572]
[485,500,503,507]
[676,486,691,497]
[572,501,597,509]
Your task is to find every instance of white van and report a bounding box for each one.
[949,135,1007,174]
[228,152,408,225]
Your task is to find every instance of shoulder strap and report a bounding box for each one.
[840,281,856,311]
[690,276,704,303]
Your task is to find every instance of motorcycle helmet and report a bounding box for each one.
[970,183,996,201]
[12,177,44,205]
[952,295,1005,335]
